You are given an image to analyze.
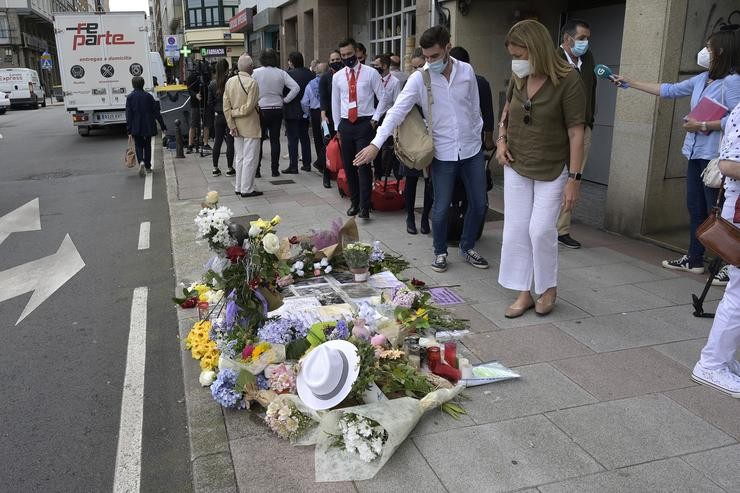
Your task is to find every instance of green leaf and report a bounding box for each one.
[286,338,311,360]
[307,322,331,348]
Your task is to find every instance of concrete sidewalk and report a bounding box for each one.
[163,141,739,493]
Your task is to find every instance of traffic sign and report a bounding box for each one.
[180,45,192,58]
[164,35,180,60]
[40,58,53,70]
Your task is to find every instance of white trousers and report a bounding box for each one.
[234,136,260,194]
[499,166,568,295]
[699,188,740,370]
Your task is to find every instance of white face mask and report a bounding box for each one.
[511,59,531,78]
[697,47,711,69]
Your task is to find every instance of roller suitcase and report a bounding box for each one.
[371,176,406,211]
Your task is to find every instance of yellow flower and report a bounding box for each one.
[198,293,209,303]
[270,215,281,226]
[250,218,272,230]
[193,284,209,295]
[251,341,271,360]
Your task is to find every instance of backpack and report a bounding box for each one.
[393,70,434,170]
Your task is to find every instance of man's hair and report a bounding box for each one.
[338,38,357,50]
[449,46,470,63]
[259,48,279,67]
[419,25,451,49]
[561,18,590,41]
[374,54,391,69]
[131,76,144,90]
[315,62,328,75]
[288,51,304,68]
[328,49,341,60]
[357,42,367,55]
[238,54,254,72]
[707,26,740,80]
[390,55,401,68]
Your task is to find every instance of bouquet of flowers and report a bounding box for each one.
[343,242,372,269]
[185,320,220,370]
[210,368,246,409]
[195,206,236,252]
[258,316,310,345]
[333,413,388,463]
[264,396,318,442]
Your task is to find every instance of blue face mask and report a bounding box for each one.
[572,39,589,57]
[427,55,448,74]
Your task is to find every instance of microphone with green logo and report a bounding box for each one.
[594,64,630,89]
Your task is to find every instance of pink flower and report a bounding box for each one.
[242,345,254,360]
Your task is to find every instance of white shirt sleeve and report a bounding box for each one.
[371,74,421,149]
[332,73,341,131]
[283,70,300,103]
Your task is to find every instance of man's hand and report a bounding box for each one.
[230,128,239,137]
[682,117,702,133]
[353,144,380,167]
[495,141,514,166]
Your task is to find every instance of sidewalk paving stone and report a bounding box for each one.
[557,246,635,269]
[472,298,590,330]
[664,386,740,440]
[413,415,603,493]
[634,277,725,305]
[462,363,598,424]
[557,262,673,291]
[551,347,695,401]
[545,394,736,469]
[653,339,707,369]
[682,444,740,491]
[462,324,594,367]
[553,310,707,353]
[537,457,725,493]
[355,441,447,493]
[558,284,673,317]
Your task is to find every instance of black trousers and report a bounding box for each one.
[133,135,152,168]
[404,175,433,224]
[212,113,234,170]
[258,108,283,173]
[285,118,312,170]
[338,118,373,209]
[310,108,326,170]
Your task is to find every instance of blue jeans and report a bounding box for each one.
[687,158,720,263]
[430,149,487,255]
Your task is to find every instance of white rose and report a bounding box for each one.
[324,265,333,274]
[262,233,280,254]
[199,370,217,387]
[295,261,304,270]
[205,191,219,205]
[313,262,321,270]
[248,224,261,237]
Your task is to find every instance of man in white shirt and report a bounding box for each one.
[372,53,402,180]
[389,55,409,85]
[354,25,489,273]
[332,37,387,219]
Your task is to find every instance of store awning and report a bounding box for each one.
[229,9,253,33]
[253,8,280,32]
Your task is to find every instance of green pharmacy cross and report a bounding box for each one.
[180,45,192,58]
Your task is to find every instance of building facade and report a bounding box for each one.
[181,0,245,70]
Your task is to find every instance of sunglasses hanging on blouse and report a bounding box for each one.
[523,99,532,125]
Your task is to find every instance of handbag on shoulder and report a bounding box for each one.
[696,178,740,266]
[394,69,434,170]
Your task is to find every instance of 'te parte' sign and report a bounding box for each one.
[67,23,135,50]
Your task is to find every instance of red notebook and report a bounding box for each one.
[686,96,729,134]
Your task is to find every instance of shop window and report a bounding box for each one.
[185,0,239,28]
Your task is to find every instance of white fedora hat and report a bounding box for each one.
[297,340,360,410]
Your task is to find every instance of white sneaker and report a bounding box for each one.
[138,162,146,177]
[729,360,740,376]
[692,362,740,398]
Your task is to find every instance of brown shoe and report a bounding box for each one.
[535,292,557,316]
[505,296,535,319]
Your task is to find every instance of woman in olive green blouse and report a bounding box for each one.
[495,19,586,318]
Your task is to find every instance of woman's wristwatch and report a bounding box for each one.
[568,172,582,181]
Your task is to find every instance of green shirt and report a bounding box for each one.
[506,69,586,181]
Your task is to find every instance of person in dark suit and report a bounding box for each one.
[125,76,166,177]
[284,51,315,173]
[319,50,343,188]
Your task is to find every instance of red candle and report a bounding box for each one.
[432,362,462,382]
[426,346,441,371]
[444,341,457,368]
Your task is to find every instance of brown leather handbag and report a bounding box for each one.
[696,179,740,266]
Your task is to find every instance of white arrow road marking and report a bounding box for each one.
[113,286,147,493]
[0,234,85,325]
[0,198,41,246]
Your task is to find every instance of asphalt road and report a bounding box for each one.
[0,104,191,492]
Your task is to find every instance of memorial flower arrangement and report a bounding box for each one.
[265,398,316,441]
[195,206,236,252]
[185,320,220,370]
[333,413,388,463]
[210,368,246,409]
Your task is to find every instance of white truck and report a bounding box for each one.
[54,11,154,136]
[0,68,46,109]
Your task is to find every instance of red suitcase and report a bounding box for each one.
[336,168,351,198]
[371,176,406,212]
[325,135,342,178]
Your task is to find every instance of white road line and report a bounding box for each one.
[143,173,152,200]
[113,286,148,493]
[137,221,150,250]
[150,137,155,169]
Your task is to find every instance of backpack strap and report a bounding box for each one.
[422,69,433,132]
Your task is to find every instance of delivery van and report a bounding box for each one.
[0,68,45,109]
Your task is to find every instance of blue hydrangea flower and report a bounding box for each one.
[216,338,238,359]
[210,368,244,409]
[328,319,349,340]
[257,316,309,344]
[256,373,269,390]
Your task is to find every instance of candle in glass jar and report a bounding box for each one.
[407,344,421,369]
[426,346,441,371]
[197,301,209,321]
[444,341,457,368]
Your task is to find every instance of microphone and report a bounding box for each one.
[594,64,629,89]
